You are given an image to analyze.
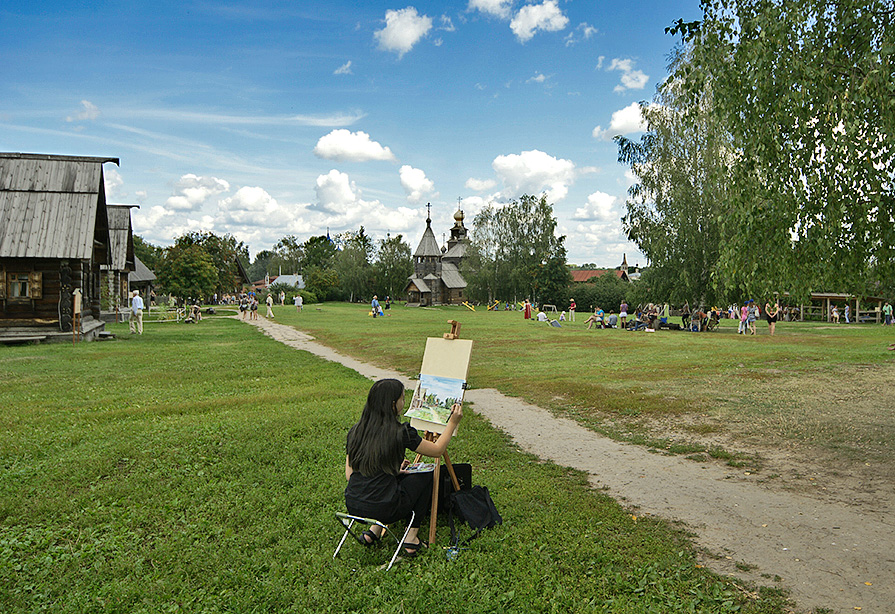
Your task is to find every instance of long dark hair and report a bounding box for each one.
[346,379,405,476]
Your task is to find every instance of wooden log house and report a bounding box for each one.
[0,153,118,338]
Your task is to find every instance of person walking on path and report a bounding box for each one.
[129,290,144,335]
[266,294,275,318]
[569,298,576,322]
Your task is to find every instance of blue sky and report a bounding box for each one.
[1,0,700,267]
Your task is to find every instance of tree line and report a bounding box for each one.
[618,0,895,306]
[133,194,636,310]
[134,229,414,303]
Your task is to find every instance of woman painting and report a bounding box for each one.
[345,379,462,558]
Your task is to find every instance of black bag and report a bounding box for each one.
[451,485,502,530]
[447,484,502,549]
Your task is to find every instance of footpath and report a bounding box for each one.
[246,316,894,614]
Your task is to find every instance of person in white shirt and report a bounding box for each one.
[266,294,275,318]
[129,290,144,334]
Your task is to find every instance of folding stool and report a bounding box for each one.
[333,511,415,571]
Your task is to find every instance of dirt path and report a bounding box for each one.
[246,317,894,613]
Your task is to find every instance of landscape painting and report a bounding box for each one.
[404,374,465,426]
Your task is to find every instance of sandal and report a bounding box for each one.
[361,529,380,547]
[401,540,426,558]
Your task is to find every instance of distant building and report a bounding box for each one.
[405,206,469,305]
[570,254,636,283]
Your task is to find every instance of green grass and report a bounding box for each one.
[0,318,789,613]
[277,303,895,468]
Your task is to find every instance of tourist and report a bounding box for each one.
[883,301,892,326]
[129,290,144,335]
[765,298,780,335]
[619,300,628,329]
[294,293,303,312]
[344,379,462,557]
[371,295,380,318]
[569,298,576,322]
[266,294,275,318]
[844,303,851,324]
[831,305,839,323]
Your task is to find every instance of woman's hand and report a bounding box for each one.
[399,459,411,474]
[449,403,463,423]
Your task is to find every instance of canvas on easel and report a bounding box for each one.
[404,326,473,544]
[405,337,473,434]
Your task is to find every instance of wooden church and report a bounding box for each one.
[405,206,469,306]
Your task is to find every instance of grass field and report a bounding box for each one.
[0,317,791,613]
[274,303,895,475]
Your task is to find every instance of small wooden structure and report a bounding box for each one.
[798,293,886,323]
[0,152,117,341]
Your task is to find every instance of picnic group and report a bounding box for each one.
[520,297,895,335]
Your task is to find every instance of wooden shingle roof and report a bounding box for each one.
[107,204,136,272]
[0,153,119,260]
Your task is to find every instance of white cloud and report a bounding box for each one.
[607,58,649,92]
[312,169,423,234]
[104,167,124,201]
[66,100,99,122]
[510,0,569,43]
[216,186,293,228]
[572,191,618,221]
[399,165,436,203]
[595,55,605,70]
[375,7,433,58]
[527,72,548,84]
[165,174,230,211]
[313,129,396,162]
[466,177,497,191]
[593,102,646,141]
[492,149,576,202]
[468,0,514,19]
[565,22,596,46]
[334,60,353,75]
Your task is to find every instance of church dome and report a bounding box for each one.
[453,209,464,224]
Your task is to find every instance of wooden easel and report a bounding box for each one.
[412,320,466,544]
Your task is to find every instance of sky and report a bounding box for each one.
[0,0,701,268]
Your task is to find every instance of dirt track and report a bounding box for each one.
[247,316,894,613]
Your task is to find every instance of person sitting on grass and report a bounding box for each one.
[344,379,462,559]
[537,309,549,322]
[628,308,648,331]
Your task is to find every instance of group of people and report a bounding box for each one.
[371,295,392,317]
[238,293,259,320]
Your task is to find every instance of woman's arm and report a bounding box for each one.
[345,455,353,481]
[413,404,463,459]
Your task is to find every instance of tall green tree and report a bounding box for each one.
[671,0,895,298]
[156,244,218,300]
[248,249,275,283]
[335,227,374,302]
[272,235,303,275]
[133,235,164,272]
[464,194,568,303]
[374,234,412,299]
[617,46,730,306]
[300,235,338,271]
[173,231,249,295]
